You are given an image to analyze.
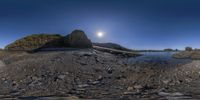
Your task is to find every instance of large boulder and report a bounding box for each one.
[5,34,64,51]
[64,30,92,48]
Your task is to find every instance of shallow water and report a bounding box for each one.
[126,52,192,65]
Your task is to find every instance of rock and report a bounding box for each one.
[91,81,100,85]
[158,92,184,96]
[64,30,92,48]
[105,66,113,74]
[97,75,103,81]
[134,85,143,89]
[10,90,20,96]
[123,92,136,95]
[58,75,66,80]
[1,78,6,81]
[127,87,134,91]
[77,84,89,88]
[115,75,126,79]
[163,80,170,84]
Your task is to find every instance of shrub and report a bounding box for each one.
[185,47,193,51]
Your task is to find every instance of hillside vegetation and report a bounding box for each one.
[5,34,64,51]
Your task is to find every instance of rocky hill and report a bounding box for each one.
[64,30,92,48]
[5,30,92,51]
[5,34,64,51]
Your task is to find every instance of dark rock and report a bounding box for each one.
[64,30,92,48]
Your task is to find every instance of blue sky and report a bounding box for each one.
[1,0,200,50]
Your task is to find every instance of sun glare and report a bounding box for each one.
[97,32,104,38]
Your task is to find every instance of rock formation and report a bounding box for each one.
[64,30,92,48]
[5,30,92,51]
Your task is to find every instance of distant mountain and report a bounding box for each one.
[93,43,132,51]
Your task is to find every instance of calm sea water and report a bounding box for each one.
[126,52,192,65]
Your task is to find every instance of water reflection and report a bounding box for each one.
[126,52,192,65]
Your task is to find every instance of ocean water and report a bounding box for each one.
[126,52,192,66]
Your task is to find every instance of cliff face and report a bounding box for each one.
[5,30,92,51]
[64,30,92,48]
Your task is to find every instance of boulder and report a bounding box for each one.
[64,30,92,48]
[5,34,64,51]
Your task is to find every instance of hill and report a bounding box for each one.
[5,30,92,51]
[5,34,64,51]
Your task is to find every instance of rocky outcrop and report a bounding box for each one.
[5,30,92,51]
[64,30,92,48]
[5,34,64,51]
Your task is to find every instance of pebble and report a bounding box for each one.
[58,75,66,80]
[124,92,136,95]
[163,80,170,84]
[92,81,100,85]
[97,75,103,81]
[134,85,143,89]
[127,87,134,91]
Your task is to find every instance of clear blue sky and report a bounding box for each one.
[1,0,200,50]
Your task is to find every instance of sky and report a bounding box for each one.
[0,0,200,50]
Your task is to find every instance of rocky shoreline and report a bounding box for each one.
[0,49,200,100]
[172,51,200,59]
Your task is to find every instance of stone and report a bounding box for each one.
[123,92,136,95]
[92,81,100,85]
[134,85,143,89]
[163,80,170,84]
[158,92,184,96]
[97,75,103,81]
[127,87,134,91]
[58,75,66,80]
[77,84,89,88]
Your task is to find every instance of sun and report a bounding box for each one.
[97,32,104,38]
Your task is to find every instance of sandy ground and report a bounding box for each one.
[0,49,200,100]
